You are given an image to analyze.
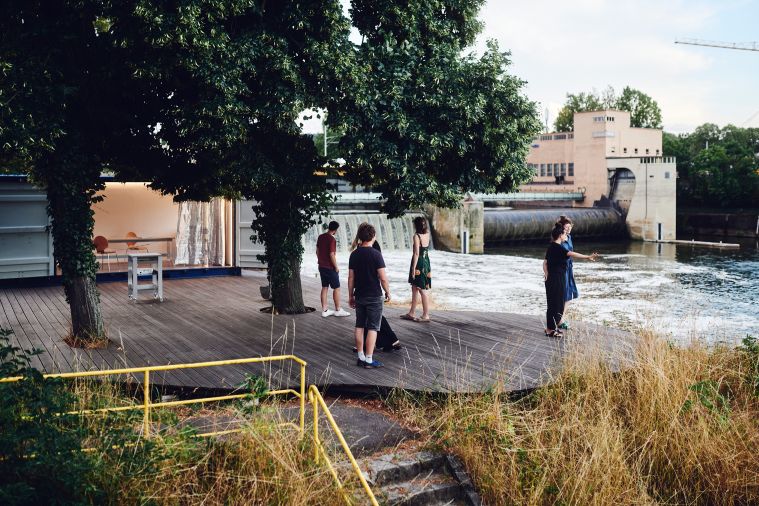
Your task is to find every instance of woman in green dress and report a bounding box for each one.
[401,217,432,322]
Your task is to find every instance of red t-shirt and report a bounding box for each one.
[316,233,336,269]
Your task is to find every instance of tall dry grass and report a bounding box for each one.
[60,379,346,505]
[391,332,759,505]
[110,420,345,505]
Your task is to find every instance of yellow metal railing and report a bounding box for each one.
[309,385,379,506]
[1,356,379,504]
[0,355,308,437]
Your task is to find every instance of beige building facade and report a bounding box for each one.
[523,110,676,240]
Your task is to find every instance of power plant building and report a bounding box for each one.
[523,110,676,241]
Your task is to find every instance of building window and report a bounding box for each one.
[540,163,546,176]
[634,148,638,154]
[540,134,552,141]
[646,148,650,154]
[568,133,574,139]
[553,163,560,176]
[568,163,574,176]
[610,146,616,153]
[593,116,605,122]
[546,163,553,177]
[656,149,660,155]
[623,147,627,154]
[560,163,566,176]
[553,133,567,140]
[665,171,671,179]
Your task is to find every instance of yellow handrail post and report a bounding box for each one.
[311,390,319,464]
[309,386,379,506]
[143,370,150,437]
[299,362,306,434]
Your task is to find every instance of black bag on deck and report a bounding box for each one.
[363,316,398,351]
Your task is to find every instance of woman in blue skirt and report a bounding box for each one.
[553,215,599,329]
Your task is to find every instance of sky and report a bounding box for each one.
[476,0,759,133]
[303,0,759,134]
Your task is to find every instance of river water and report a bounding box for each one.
[302,237,759,343]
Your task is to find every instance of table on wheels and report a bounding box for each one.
[126,252,164,301]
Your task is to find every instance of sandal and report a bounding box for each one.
[417,317,431,323]
[400,314,418,321]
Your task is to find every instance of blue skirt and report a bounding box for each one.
[565,258,579,301]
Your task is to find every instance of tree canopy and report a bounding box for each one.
[334,1,541,217]
[554,86,662,132]
[664,124,759,208]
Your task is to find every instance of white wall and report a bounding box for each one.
[92,182,179,256]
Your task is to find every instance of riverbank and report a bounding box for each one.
[678,209,759,239]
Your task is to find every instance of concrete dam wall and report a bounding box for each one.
[484,208,625,244]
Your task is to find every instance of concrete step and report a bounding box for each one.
[361,451,446,486]
[378,469,463,506]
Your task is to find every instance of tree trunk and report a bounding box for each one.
[67,275,104,339]
[271,255,307,314]
[45,164,107,344]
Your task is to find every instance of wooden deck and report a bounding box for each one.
[0,271,637,393]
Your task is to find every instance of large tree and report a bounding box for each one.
[0,1,252,342]
[0,2,150,342]
[333,0,541,217]
[123,1,352,315]
[554,85,662,132]
[142,0,540,314]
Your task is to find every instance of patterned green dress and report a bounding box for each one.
[408,233,432,289]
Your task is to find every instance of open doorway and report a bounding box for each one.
[90,182,234,273]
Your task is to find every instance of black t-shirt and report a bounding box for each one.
[349,246,386,298]
[545,242,569,274]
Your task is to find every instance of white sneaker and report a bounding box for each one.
[322,309,334,317]
[333,308,351,317]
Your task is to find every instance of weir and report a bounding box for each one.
[484,207,625,244]
[303,212,426,253]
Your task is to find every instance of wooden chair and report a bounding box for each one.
[93,236,117,272]
[126,231,150,253]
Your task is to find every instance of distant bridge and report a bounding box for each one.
[333,189,585,205]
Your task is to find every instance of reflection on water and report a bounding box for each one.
[302,237,759,343]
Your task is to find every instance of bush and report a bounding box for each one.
[0,327,99,505]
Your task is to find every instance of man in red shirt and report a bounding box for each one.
[316,221,350,317]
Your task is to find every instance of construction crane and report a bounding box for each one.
[675,37,759,125]
[675,38,758,52]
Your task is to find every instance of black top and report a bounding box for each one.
[349,246,386,298]
[545,242,569,274]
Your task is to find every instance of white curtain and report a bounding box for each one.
[174,199,226,266]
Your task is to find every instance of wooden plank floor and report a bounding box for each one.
[0,271,638,393]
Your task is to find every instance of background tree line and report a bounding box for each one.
[664,125,759,209]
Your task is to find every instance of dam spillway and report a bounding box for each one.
[484,208,625,244]
[303,212,427,253]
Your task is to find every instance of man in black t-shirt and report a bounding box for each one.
[348,223,391,369]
